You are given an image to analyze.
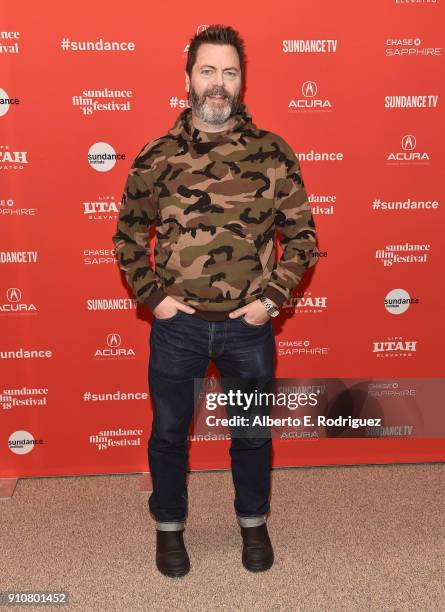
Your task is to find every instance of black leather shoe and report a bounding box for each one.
[155,529,190,578]
[240,523,274,572]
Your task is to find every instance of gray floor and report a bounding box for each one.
[1,463,444,611]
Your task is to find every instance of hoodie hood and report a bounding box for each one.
[168,101,257,145]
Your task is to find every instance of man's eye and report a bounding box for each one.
[202,69,212,75]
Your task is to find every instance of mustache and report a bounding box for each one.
[205,88,229,98]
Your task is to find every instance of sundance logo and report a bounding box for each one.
[0,288,37,315]
[8,430,42,455]
[384,289,419,315]
[87,142,126,172]
[94,333,136,360]
[0,87,20,117]
[288,81,333,112]
[373,337,417,357]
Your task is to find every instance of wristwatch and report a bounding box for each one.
[259,296,280,318]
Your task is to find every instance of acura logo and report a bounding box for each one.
[7,288,22,303]
[302,81,317,98]
[401,135,416,151]
[107,333,122,348]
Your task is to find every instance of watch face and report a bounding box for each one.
[261,298,278,316]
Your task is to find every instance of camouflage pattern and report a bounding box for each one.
[112,102,318,320]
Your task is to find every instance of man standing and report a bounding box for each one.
[112,24,318,577]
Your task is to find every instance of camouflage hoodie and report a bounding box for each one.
[112,102,318,321]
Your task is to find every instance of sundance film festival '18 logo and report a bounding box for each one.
[375,243,430,266]
[89,427,144,450]
[387,134,430,164]
[1,387,48,410]
[0,288,37,315]
[288,81,333,112]
[310,193,336,215]
[72,88,133,116]
[0,31,21,54]
[89,428,143,451]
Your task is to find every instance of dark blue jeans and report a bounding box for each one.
[147,310,276,530]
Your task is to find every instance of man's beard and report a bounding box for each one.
[188,84,242,125]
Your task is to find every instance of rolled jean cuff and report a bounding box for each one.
[155,520,185,531]
[237,515,266,528]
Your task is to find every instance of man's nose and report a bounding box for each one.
[213,71,225,88]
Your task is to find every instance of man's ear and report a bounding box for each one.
[185,72,190,92]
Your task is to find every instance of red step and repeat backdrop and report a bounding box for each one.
[1,1,444,477]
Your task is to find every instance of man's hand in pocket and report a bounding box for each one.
[153,296,196,320]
